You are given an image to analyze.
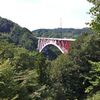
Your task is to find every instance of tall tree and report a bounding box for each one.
[87,0,100,32]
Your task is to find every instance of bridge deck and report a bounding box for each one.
[37,37,76,41]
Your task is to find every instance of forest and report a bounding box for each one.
[32,28,93,38]
[0,0,100,100]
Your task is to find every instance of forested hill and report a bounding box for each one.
[0,16,37,50]
[32,28,93,38]
[0,0,100,99]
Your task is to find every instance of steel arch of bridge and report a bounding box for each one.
[37,37,76,53]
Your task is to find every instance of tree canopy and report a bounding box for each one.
[0,0,100,99]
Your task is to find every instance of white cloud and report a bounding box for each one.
[0,0,92,30]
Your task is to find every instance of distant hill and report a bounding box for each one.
[32,28,94,38]
[0,16,37,50]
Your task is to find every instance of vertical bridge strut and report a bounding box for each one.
[37,37,76,53]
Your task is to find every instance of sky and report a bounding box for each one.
[0,0,92,31]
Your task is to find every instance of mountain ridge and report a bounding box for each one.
[0,16,37,51]
[32,27,94,38]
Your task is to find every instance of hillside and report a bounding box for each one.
[32,28,94,38]
[0,16,37,51]
[0,0,100,99]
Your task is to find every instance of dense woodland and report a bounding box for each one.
[0,17,37,51]
[0,0,100,99]
[32,28,93,38]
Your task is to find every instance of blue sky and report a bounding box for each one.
[0,0,92,30]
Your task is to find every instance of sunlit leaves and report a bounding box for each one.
[87,0,100,32]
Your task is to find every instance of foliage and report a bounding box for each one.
[0,0,99,99]
[87,0,100,33]
[46,32,100,99]
[85,61,100,94]
[0,40,47,100]
[33,28,93,38]
[84,1,100,98]
[0,16,38,51]
[86,91,100,100]
[42,45,61,60]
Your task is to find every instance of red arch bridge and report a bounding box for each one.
[37,37,76,53]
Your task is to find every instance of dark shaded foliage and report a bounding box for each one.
[0,16,38,51]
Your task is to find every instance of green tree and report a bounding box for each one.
[0,40,47,100]
[0,59,18,99]
[85,62,100,100]
[87,0,100,32]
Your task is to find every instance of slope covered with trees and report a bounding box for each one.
[0,39,48,99]
[0,0,100,99]
[0,17,37,51]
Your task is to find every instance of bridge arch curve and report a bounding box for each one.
[39,42,66,53]
[37,37,75,54]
